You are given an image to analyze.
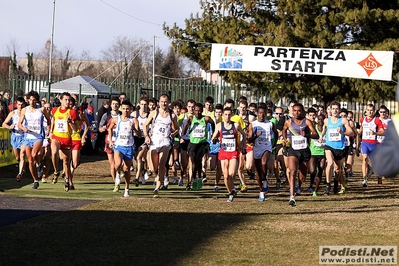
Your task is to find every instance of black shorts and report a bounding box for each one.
[134,136,145,152]
[274,143,283,156]
[325,145,346,161]
[286,147,311,162]
[187,142,209,157]
[311,155,325,160]
[345,146,354,156]
[173,139,180,150]
[180,139,190,151]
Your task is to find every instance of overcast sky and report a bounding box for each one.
[0,0,202,60]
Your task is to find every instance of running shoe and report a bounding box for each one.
[213,186,219,192]
[178,178,184,186]
[153,189,159,198]
[163,177,169,189]
[32,181,39,189]
[185,184,191,191]
[378,177,382,184]
[37,164,43,179]
[145,170,152,179]
[119,169,125,179]
[307,187,313,193]
[324,184,331,196]
[174,161,181,170]
[52,171,60,184]
[123,190,130,197]
[70,185,75,190]
[144,171,150,181]
[275,182,281,190]
[134,178,140,187]
[295,186,301,196]
[41,175,47,183]
[202,177,207,183]
[64,178,70,192]
[240,184,248,193]
[16,173,22,182]
[141,176,146,185]
[312,191,317,197]
[115,173,121,186]
[113,184,120,192]
[362,179,368,187]
[289,197,296,207]
[338,187,345,194]
[259,192,265,202]
[192,179,198,191]
[262,181,269,193]
[227,194,234,203]
[279,170,285,179]
[172,176,178,184]
[231,189,237,197]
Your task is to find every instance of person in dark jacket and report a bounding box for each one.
[95,100,110,152]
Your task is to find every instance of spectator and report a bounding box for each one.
[95,100,110,152]
[80,102,94,156]
[0,104,6,125]
[1,89,11,115]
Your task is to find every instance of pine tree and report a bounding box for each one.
[26,52,34,77]
[160,47,183,78]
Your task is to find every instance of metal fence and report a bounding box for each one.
[4,75,398,122]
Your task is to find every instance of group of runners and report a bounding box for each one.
[3,91,391,206]
[3,91,88,192]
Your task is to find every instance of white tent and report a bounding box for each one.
[41,75,120,113]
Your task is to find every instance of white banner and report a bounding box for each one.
[210,44,394,81]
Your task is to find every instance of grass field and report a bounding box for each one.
[0,153,398,265]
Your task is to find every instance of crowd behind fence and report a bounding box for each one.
[2,75,398,123]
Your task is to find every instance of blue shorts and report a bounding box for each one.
[11,134,24,149]
[209,142,220,155]
[361,142,377,156]
[114,145,134,161]
[22,138,43,148]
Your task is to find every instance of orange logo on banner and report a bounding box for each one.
[358,53,382,77]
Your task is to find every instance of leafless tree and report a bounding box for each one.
[101,36,151,80]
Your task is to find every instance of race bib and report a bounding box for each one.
[291,135,307,150]
[118,133,130,145]
[314,138,325,147]
[257,131,271,145]
[363,128,375,140]
[153,123,168,137]
[192,125,205,138]
[222,138,236,152]
[55,120,68,133]
[328,128,341,141]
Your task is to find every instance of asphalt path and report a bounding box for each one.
[0,195,93,228]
